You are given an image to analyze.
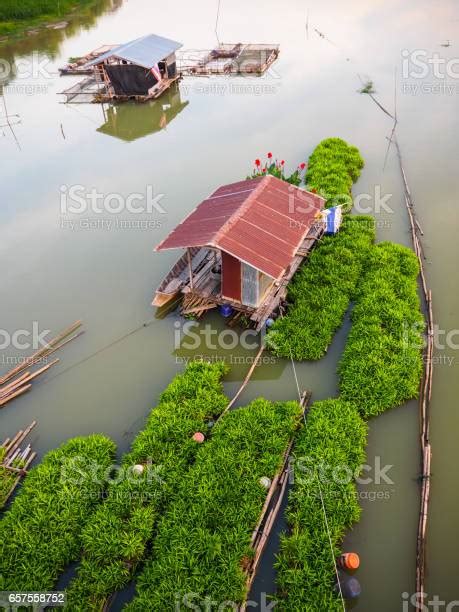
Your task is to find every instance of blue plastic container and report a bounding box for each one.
[220,304,233,318]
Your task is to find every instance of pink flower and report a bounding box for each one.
[267,152,273,159]
[255,159,261,167]
[299,162,306,170]
[280,160,285,165]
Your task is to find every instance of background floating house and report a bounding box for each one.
[153,175,326,330]
[60,37,280,104]
[60,33,182,103]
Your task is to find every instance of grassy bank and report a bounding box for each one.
[275,399,367,611]
[127,398,302,611]
[0,0,97,37]
[0,435,115,591]
[266,215,375,360]
[65,361,228,611]
[339,241,424,417]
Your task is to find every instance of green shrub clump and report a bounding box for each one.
[266,215,375,360]
[0,0,92,21]
[306,137,365,210]
[65,361,228,611]
[0,434,116,591]
[275,399,367,611]
[127,398,303,611]
[339,241,424,417]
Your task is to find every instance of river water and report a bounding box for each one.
[1,0,458,609]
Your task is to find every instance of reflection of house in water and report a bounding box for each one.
[96,87,188,141]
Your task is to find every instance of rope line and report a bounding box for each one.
[315,468,346,611]
[279,313,345,608]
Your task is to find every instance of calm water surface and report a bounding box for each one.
[1,1,458,609]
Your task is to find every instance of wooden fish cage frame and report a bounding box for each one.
[179,43,280,76]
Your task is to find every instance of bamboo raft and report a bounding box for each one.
[240,391,311,610]
[0,421,37,507]
[0,321,84,408]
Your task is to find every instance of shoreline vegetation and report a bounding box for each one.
[0,0,101,38]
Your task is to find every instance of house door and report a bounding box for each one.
[221,252,241,302]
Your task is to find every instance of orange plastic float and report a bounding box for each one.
[338,552,360,571]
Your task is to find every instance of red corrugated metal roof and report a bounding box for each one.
[155,175,325,279]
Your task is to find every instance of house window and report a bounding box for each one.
[241,263,259,307]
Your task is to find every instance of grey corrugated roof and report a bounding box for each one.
[85,34,182,69]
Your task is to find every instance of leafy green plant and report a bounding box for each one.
[266,215,375,360]
[0,434,116,591]
[305,137,364,211]
[127,398,303,611]
[65,361,229,611]
[359,80,376,94]
[275,399,367,611]
[339,242,424,417]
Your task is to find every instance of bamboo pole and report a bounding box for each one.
[394,135,433,611]
[0,360,59,401]
[0,384,32,407]
[223,342,266,414]
[0,320,82,385]
[3,421,36,456]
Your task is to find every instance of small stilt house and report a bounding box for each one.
[153,175,326,329]
[85,33,182,100]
